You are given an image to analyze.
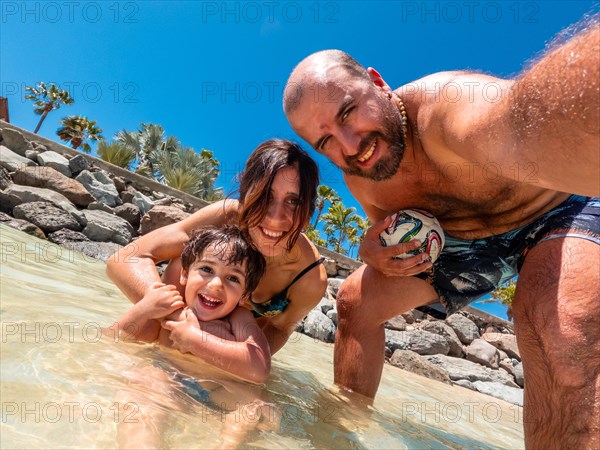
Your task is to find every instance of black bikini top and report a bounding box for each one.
[249,257,325,318]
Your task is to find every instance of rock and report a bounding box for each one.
[48,228,90,245]
[13,202,82,233]
[68,155,89,176]
[1,128,33,156]
[131,191,155,215]
[139,205,190,235]
[326,308,338,326]
[389,349,451,384]
[337,269,351,277]
[88,201,115,214]
[445,314,480,344]
[82,209,134,245]
[119,184,137,203]
[472,381,523,406]
[385,329,450,356]
[30,141,48,152]
[2,184,86,225]
[466,339,500,369]
[453,379,475,390]
[0,212,45,239]
[303,309,336,343]
[76,170,121,207]
[25,150,40,161]
[13,166,95,206]
[323,258,337,277]
[385,315,407,331]
[499,358,514,375]
[114,203,141,228]
[424,354,519,388]
[420,320,464,357]
[109,175,127,192]
[317,296,335,314]
[327,277,344,298]
[154,197,173,207]
[0,166,12,190]
[36,151,71,177]
[401,311,416,324]
[60,240,123,263]
[481,331,521,360]
[513,362,524,388]
[0,145,37,171]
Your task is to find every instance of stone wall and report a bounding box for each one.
[0,121,522,405]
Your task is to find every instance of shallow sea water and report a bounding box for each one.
[0,224,525,448]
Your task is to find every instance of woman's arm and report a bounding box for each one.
[106,200,238,303]
[162,307,271,384]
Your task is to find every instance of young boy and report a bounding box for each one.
[115,225,270,383]
[113,227,280,448]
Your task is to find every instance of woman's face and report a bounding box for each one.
[248,165,301,258]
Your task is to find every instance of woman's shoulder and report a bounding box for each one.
[290,234,328,290]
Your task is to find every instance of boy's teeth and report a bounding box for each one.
[358,140,376,163]
[201,294,221,306]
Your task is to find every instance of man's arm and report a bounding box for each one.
[106,200,238,303]
[436,21,599,196]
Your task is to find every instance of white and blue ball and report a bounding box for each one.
[379,209,445,263]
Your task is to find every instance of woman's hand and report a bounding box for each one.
[358,216,432,277]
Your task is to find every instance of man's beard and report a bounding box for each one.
[340,101,406,181]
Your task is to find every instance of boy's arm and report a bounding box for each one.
[163,307,271,384]
[113,283,184,342]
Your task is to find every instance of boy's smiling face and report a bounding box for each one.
[180,243,247,322]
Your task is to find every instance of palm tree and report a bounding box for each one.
[25,82,74,133]
[305,225,327,247]
[322,202,359,254]
[115,123,179,178]
[348,215,369,258]
[56,116,103,153]
[156,146,223,199]
[96,140,136,169]
[313,185,340,229]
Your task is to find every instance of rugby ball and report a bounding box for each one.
[379,209,445,263]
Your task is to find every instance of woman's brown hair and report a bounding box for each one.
[238,139,319,251]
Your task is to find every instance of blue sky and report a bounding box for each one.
[1,0,597,319]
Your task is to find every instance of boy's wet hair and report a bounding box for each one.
[181,226,266,296]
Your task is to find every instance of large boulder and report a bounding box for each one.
[2,184,86,225]
[76,170,121,207]
[0,145,36,171]
[60,240,123,263]
[420,320,464,357]
[131,191,155,215]
[385,329,450,356]
[389,349,451,384]
[472,381,523,406]
[13,166,95,206]
[1,128,33,156]
[36,151,71,177]
[465,339,500,369]
[445,314,480,344]
[114,203,141,228]
[385,315,407,331]
[82,209,134,245]
[139,205,190,235]
[48,228,90,246]
[0,166,12,190]
[13,202,82,233]
[513,362,524,388]
[303,309,336,343]
[326,277,344,298]
[0,212,45,239]
[424,354,519,387]
[481,331,521,360]
[68,154,89,176]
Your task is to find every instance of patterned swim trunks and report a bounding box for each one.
[416,195,600,317]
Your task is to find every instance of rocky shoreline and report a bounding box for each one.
[0,121,523,406]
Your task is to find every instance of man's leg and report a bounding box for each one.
[334,265,438,397]
[512,237,600,448]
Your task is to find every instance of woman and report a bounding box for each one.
[107,139,327,355]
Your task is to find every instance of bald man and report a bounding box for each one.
[284,19,599,449]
